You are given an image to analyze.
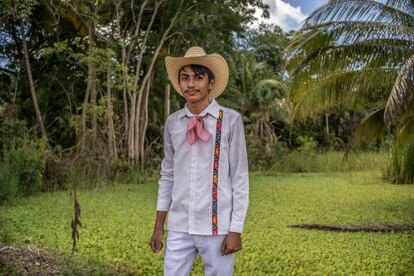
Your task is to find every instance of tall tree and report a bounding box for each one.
[1,0,50,146]
[286,0,414,183]
[227,53,288,143]
[20,18,49,145]
[239,23,291,75]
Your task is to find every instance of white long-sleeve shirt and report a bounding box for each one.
[156,98,249,235]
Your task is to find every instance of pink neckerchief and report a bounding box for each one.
[186,113,211,145]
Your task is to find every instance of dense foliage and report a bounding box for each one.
[285,0,414,183]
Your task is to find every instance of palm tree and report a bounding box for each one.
[286,0,414,183]
[232,54,289,144]
[223,53,290,170]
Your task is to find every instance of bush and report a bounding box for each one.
[297,135,318,152]
[386,141,414,184]
[0,138,47,204]
[246,134,288,171]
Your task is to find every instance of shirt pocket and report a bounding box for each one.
[219,131,230,151]
[217,130,230,187]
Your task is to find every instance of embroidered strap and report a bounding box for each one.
[212,109,223,236]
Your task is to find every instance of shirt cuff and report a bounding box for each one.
[229,221,244,233]
[156,199,171,211]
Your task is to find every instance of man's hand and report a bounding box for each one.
[221,232,242,256]
[150,211,167,253]
[149,229,164,253]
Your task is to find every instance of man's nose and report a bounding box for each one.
[188,77,195,87]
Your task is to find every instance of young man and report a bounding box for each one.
[149,46,249,276]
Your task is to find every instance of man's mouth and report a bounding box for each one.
[186,90,199,95]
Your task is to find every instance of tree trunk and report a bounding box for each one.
[119,15,129,153]
[107,72,117,159]
[12,70,20,104]
[80,22,96,151]
[128,93,137,161]
[325,112,330,145]
[20,19,49,146]
[88,22,97,142]
[115,1,133,155]
[128,0,161,163]
[80,80,91,150]
[134,91,140,164]
[139,70,153,172]
[127,0,182,165]
[122,85,129,150]
[164,82,170,121]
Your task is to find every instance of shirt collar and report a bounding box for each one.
[179,98,221,119]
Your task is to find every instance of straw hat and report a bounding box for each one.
[165,46,229,98]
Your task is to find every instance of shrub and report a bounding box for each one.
[246,134,288,171]
[270,135,319,173]
[386,141,414,184]
[297,135,318,152]
[0,138,47,204]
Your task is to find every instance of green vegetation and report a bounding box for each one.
[286,0,414,183]
[0,138,47,204]
[266,150,388,174]
[1,172,413,275]
[387,141,414,184]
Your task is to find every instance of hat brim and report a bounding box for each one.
[165,54,229,99]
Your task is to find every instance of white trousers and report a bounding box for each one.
[164,230,235,276]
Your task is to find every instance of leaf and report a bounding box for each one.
[396,112,414,143]
[385,53,414,124]
[352,108,387,147]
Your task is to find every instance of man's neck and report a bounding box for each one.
[187,98,212,115]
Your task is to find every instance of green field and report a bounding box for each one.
[1,171,414,275]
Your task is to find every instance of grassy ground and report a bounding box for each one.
[1,171,413,275]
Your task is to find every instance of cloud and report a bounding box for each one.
[252,0,307,31]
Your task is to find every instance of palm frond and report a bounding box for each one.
[291,68,396,121]
[396,112,414,143]
[255,79,282,90]
[288,43,409,84]
[385,53,414,123]
[306,0,414,28]
[286,21,413,76]
[386,0,414,16]
[301,21,414,47]
[287,22,413,74]
[351,108,387,146]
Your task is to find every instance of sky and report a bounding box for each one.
[253,0,328,31]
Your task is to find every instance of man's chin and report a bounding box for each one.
[183,93,209,104]
[185,95,201,102]
[186,98,201,104]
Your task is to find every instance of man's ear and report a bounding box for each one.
[209,79,216,90]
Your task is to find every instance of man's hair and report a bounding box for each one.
[178,64,215,83]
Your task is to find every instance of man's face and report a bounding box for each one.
[179,65,215,104]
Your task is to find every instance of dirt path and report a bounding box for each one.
[0,245,62,275]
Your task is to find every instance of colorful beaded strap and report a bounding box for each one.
[212,109,223,236]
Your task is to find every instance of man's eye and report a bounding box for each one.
[196,75,203,80]
[181,76,188,80]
